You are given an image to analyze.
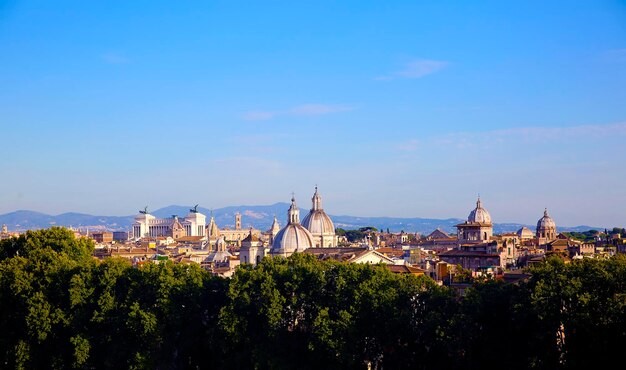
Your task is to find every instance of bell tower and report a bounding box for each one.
[288,196,300,224]
[235,212,242,230]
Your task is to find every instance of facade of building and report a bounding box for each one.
[417,229,458,253]
[301,187,338,248]
[112,231,129,242]
[304,247,395,264]
[438,249,501,271]
[210,212,262,245]
[131,208,206,240]
[240,229,267,266]
[90,231,113,243]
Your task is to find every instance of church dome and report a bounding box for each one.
[302,211,335,235]
[270,196,314,256]
[517,226,534,239]
[537,208,556,230]
[468,197,492,224]
[302,187,335,235]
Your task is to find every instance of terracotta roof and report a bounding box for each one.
[426,229,450,239]
[439,250,499,258]
[386,265,425,275]
[375,247,405,258]
[304,247,366,262]
[547,239,570,247]
[242,232,260,242]
[176,236,204,242]
[304,247,395,264]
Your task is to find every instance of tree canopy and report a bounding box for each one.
[1,228,625,369]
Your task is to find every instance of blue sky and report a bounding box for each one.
[1,0,625,227]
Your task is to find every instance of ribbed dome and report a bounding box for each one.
[468,197,492,224]
[270,195,314,256]
[302,210,335,235]
[271,224,314,256]
[537,208,556,230]
[302,187,335,235]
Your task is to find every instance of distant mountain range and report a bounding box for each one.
[0,203,601,234]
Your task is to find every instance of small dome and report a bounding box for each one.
[537,208,556,230]
[517,226,534,239]
[468,197,492,224]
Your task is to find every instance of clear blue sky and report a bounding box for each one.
[1,0,625,227]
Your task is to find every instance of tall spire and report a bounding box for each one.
[270,215,280,234]
[288,195,300,224]
[312,186,322,211]
[544,208,549,217]
[476,195,482,209]
[208,214,220,238]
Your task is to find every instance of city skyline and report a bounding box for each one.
[1,1,625,226]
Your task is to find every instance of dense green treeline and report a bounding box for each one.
[1,228,625,369]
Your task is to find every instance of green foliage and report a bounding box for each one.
[563,230,598,243]
[0,228,227,369]
[1,228,626,369]
[335,228,346,236]
[219,253,444,369]
[335,227,378,242]
[358,226,378,232]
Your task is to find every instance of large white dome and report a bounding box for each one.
[537,208,556,230]
[270,196,314,257]
[302,211,335,235]
[302,187,335,235]
[468,197,492,224]
[271,224,314,256]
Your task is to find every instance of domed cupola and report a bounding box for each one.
[456,196,494,243]
[468,197,492,225]
[302,186,337,247]
[536,208,557,241]
[270,195,315,257]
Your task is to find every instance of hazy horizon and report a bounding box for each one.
[1,1,625,227]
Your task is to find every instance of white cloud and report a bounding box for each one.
[241,103,354,121]
[377,59,449,81]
